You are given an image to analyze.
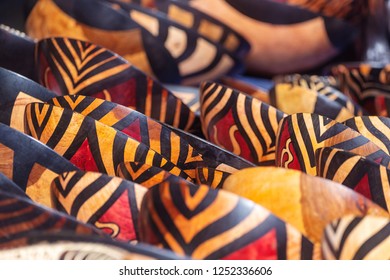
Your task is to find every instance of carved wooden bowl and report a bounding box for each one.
[0,67,55,133]
[48,95,253,175]
[330,63,390,116]
[182,0,357,75]
[155,0,251,60]
[316,147,390,212]
[272,73,365,117]
[322,215,390,260]
[222,166,388,243]
[220,76,270,103]
[195,167,231,189]
[343,116,390,155]
[275,113,390,175]
[0,123,79,207]
[117,162,193,188]
[0,232,184,260]
[139,178,320,260]
[27,0,242,85]
[36,37,200,133]
[199,82,286,165]
[51,171,147,242]
[25,102,184,178]
[269,83,363,122]
[0,189,105,250]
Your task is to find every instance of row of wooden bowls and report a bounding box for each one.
[1,0,390,259]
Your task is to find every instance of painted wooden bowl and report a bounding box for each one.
[36,37,200,133]
[330,63,390,116]
[275,113,390,176]
[343,116,390,155]
[26,0,180,82]
[195,167,231,189]
[166,84,200,115]
[0,172,30,199]
[48,95,253,174]
[323,215,390,260]
[0,123,79,207]
[184,0,357,75]
[25,102,184,178]
[27,0,242,85]
[270,83,357,122]
[139,178,320,260]
[222,166,388,243]
[316,147,390,211]
[47,95,202,179]
[0,189,105,250]
[109,1,244,85]
[0,231,187,260]
[51,171,147,242]
[117,162,193,188]
[0,232,184,260]
[0,67,56,133]
[272,74,365,117]
[155,0,251,60]
[200,82,286,165]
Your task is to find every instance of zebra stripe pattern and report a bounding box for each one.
[276,113,390,175]
[195,167,231,189]
[343,116,390,155]
[48,95,204,179]
[37,37,200,132]
[0,123,78,207]
[200,82,286,165]
[139,179,318,260]
[0,190,104,250]
[51,171,147,242]
[117,161,192,188]
[316,147,390,211]
[25,103,184,177]
[322,215,390,260]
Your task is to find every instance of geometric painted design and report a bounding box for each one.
[112,2,241,85]
[0,172,30,199]
[25,102,184,177]
[48,95,204,179]
[51,171,147,242]
[116,162,192,189]
[275,113,390,175]
[35,35,201,132]
[200,82,286,165]
[322,215,390,260]
[343,116,390,155]
[0,189,104,250]
[0,123,78,207]
[139,179,319,259]
[0,67,56,132]
[222,166,388,243]
[156,0,250,59]
[195,167,231,189]
[316,147,390,211]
